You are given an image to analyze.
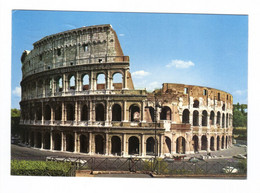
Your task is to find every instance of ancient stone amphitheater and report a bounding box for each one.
[19,24,233,157]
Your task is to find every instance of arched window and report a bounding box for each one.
[202,110,208,126]
[80,135,89,153]
[217,112,221,125]
[210,111,215,125]
[182,109,190,123]
[82,74,89,90]
[176,137,186,154]
[55,105,62,121]
[201,135,207,150]
[45,105,51,120]
[210,136,215,151]
[67,104,75,121]
[95,135,104,154]
[146,137,155,155]
[129,104,140,122]
[160,106,171,120]
[193,110,199,126]
[111,136,121,155]
[95,103,105,121]
[226,114,229,127]
[36,105,42,120]
[81,105,88,121]
[56,77,62,92]
[112,104,122,121]
[128,136,139,155]
[112,72,123,90]
[165,137,171,154]
[222,113,225,128]
[193,100,199,108]
[97,73,105,90]
[69,75,75,90]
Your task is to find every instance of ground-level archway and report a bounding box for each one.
[176,137,186,154]
[44,132,50,149]
[164,137,171,154]
[53,133,61,150]
[66,133,74,152]
[210,136,215,151]
[192,135,199,152]
[80,134,89,153]
[128,136,139,155]
[146,137,155,155]
[201,135,207,151]
[95,135,104,154]
[111,136,121,155]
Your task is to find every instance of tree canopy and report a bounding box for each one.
[233,103,247,127]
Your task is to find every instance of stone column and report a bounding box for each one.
[123,101,127,122]
[141,134,145,156]
[206,135,210,152]
[160,134,164,157]
[89,132,93,155]
[61,132,64,151]
[219,114,222,128]
[105,101,110,125]
[214,114,217,126]
[123,69,128,89]
[214,135,217,151]
[105,133,109,155]
[62,74,66,93]
[34,132,37,148]
[207,115,210,129]
[41,131,44,149]
[141,100,146,122]
[223,135,226,149]
[198,135,202,151]
[41,102,44,125]
[89,71,93,90]
[198,113,202,127]
[42,80,46,97]
[123,134,127,156]
[50,131,53,150]
[75,101,78,124]
[223,114,226,128]
[88,101,92,125]
[74,132,78,153]
[78,102,81,122]
[61,102,65,124]
[172,134,176,154]
[189,114,193,125]
[51,106,54,125]
[51,78,55,96]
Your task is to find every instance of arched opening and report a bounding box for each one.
[193,110,199,126]
[202,110,208,126]
[97,73,105,90]
[112,104,122,121]
[148,107,155,122]
[201,135,207,151]
[221,136,224,149]
[55,105,62,120]
[112,72,123,90]
[226,136,228,149]
[192,135,199,152]
[182,109,190,123]
[176,137,186,154]
[82,74,89,90]
[222,104,225,111]
[36,132,42,148]
[210,136,215,151]
[67,104,75,121]
[69,75,75,90]
[45,105,51,120]
[81,105,88,121]
[160,106,171,120]
[129,104,140,122]
[217,112,221,125]
[30,131,34,147]
[66,133,74,152]
[95,135,104,154]
[210,111,215,125]
[146,137,155,155]
[217,136,220,150]
[164,137,171,154]
[111,136,121,155]
[226,114,229,127]
[80,134,89,153]
[54,133,61,150]
[128,136,139,155]
[36,106,42,120]
[44,132,50,149]
[222,113,225,128]
[56,77,63,92]
[193,100,199,108]
[95,103,105,121]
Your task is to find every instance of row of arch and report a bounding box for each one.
[22,131,232,156]
[182,109,232,128]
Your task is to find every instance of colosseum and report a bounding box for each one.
[19,24,233,157]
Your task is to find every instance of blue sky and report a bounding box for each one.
[11,10,248,109]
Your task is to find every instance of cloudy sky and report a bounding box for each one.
[12,11,248,109]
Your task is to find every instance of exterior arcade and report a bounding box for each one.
[19,24,233,157]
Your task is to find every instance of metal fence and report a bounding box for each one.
[47,156,246,176]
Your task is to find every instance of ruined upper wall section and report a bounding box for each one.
[21,24,129,79]
[161,83,233,109]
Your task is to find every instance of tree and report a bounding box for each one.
[233,103,247,127]
[11,109,21,136]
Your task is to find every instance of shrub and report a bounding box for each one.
[11,160,74,176]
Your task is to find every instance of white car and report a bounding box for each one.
[222,166,238,173]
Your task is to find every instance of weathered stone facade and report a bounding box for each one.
[19,24,233,157]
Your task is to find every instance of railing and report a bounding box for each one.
[46,157,247,176]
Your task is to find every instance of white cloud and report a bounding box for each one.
[166,59,195,68]
[132,70,150,78]
[12,87,21,97]
[146,81,161,91]
[233,89,247,96]
[119,34,125,37]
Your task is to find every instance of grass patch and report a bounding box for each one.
[11,160,74,176]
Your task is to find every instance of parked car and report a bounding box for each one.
[222,166,238,173]
[188,157,199,163]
